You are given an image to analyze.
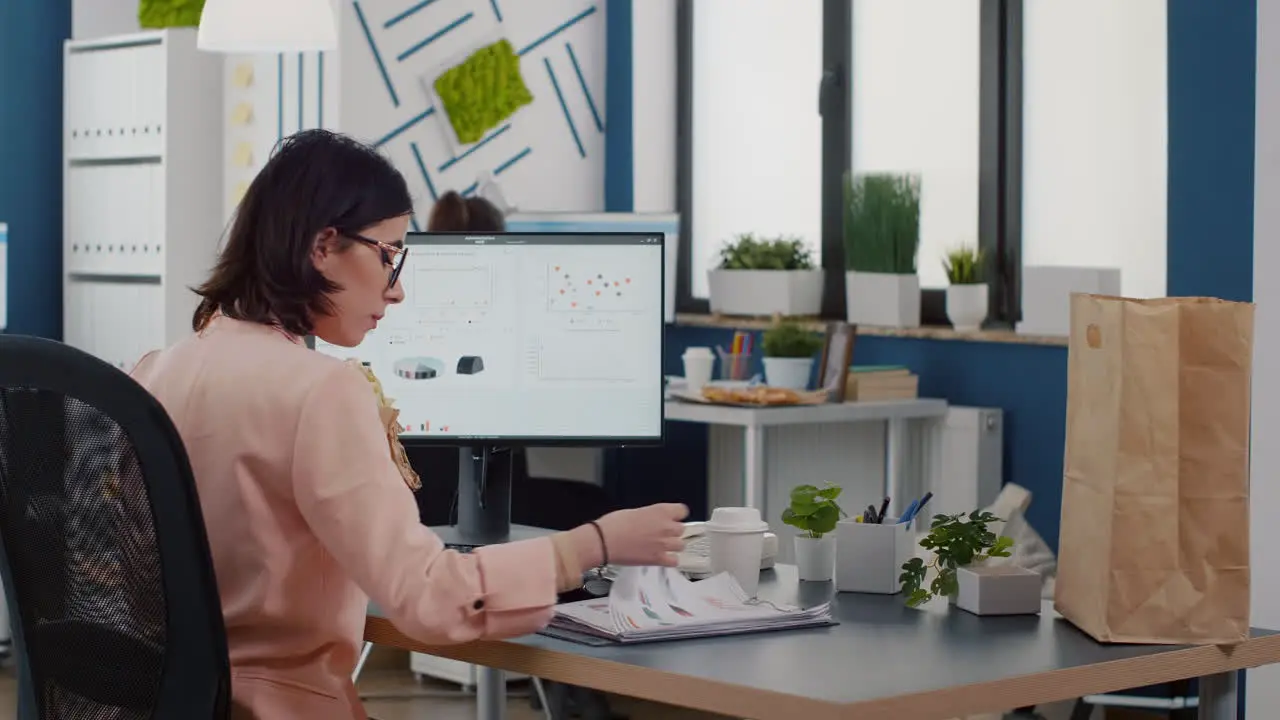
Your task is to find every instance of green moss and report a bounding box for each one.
[434,39,534,145]
[138,0,206,28]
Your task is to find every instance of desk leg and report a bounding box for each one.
[476,667,506,720]
[743,424,766,510]
[885,419,908,514]
[1198,671,1238,720]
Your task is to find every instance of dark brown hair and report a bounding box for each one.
[427,191,506,232]
[192,130,413,336]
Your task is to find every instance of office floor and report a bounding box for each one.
[0,659,1092,719]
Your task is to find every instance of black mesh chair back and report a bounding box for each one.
[0,336,229,719]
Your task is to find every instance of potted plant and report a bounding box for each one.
[707,234,824,317]
[943,245,987,332]
[761,320,823,389]
[842,173,922,328]
[899,511,1038,615]
[781,483,847,581]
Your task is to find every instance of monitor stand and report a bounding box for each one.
[432,446,550,551]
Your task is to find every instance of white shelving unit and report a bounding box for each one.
[62,29,222,369]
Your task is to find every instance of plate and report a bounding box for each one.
[669,387,830,407]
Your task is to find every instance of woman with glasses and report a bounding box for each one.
[130,130,687,720]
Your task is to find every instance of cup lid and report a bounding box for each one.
[705,506,769,533]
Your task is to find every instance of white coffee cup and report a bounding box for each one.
[705,506,769,597]
[682,347,715,393]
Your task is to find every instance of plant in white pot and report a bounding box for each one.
[707,234,823,317]
[781,483,847,582]
[942,245,988,332]
[760,320,823,390]
[842,173,922,328]
[899,511,1037,615]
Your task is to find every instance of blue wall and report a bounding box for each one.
[0,3,70,338]
[1167,1,1255,301]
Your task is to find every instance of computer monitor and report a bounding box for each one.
[505,213,679,322]
[313,231,666,545]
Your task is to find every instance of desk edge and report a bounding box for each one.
[365,617,1280,720]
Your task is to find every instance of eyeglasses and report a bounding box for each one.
[348,234,408,289]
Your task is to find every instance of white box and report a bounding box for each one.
[707,269,824,317]
[954,565,1042,616]
[835,517,916,595]
[1017,266,1121,336]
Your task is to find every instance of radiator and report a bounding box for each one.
[707,406,1004,562]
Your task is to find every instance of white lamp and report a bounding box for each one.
[198,0,339,53]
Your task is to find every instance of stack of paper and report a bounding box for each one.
[845,365,919,401]
[547,567,833,644]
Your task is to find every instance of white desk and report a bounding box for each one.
[664,399,948,529]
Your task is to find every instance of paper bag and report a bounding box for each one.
[1054,294,1253,645]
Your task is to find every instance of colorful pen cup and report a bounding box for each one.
[715,350,752,381]
[835,516,917,595]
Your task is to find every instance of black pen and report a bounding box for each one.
[904,492,934,524]
[865,504,881,524]
[877,497,891,525]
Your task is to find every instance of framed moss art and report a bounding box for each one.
[138,0,206,28]
[433,39,534,145]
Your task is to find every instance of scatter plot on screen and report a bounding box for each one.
[413,266,492,309]
[546,263,646,312]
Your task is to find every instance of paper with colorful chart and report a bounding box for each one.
[550,567,833,643]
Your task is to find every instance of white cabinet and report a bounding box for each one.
[62,29,222,370]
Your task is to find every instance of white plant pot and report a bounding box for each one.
[707,269,824,317]
[954,565,1042,616]
[945,283,989,332]
[844,271,920,328]
[794,534,836,582]
[762,356,813,389]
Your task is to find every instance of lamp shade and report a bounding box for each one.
[198,0,338,53]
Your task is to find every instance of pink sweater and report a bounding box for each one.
[131,315,558,719]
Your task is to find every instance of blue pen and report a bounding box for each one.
[901,492,934,525]
[898,499,919,525]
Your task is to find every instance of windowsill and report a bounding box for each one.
[672,313,1068,347]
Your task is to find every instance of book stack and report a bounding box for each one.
[845,365,919,401]
[544,567,833,645]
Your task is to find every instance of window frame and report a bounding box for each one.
[675,0,1024,328]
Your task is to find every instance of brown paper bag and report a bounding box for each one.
[1054,294,1253,645]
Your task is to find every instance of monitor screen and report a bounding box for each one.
[505,213,679,322]
[314,232,665,445]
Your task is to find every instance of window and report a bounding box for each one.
[1021,0,1167,299]
[851,0,982,290]
[685,0,824,301]
[676,1,1024,324]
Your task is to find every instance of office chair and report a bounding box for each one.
[0,335,230,719]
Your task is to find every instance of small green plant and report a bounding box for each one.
[139,0,205,27]
[842,172,921,274]
[781,484,847,538]
[717,234,815,271]
[943,246,985,285]
[761,320,824,358]
[899,510,1014,608]
[435,39,534,144]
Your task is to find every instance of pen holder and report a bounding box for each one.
[716,350,753,381]
[835,517,917,595]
